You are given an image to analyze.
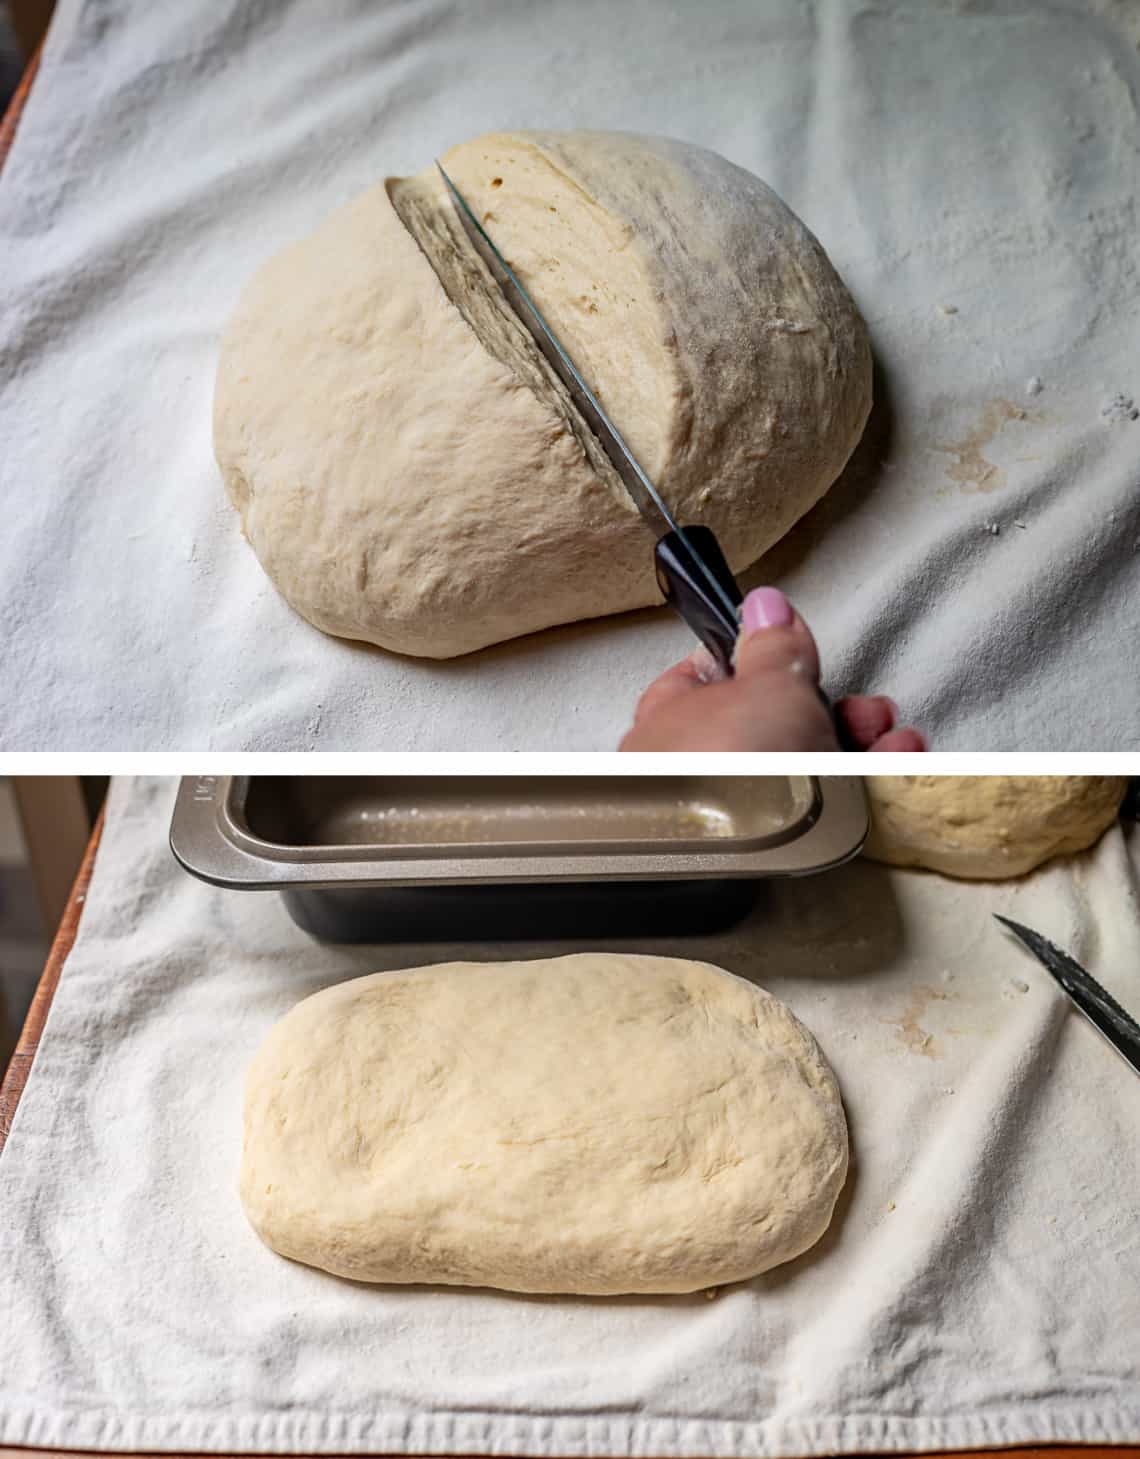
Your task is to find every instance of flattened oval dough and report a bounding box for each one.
[240,953,849,1295]
[864,775,1127,880]
[215,130,871,657]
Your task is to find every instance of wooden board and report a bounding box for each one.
[0,806,102,1154]
[0,37,43,174]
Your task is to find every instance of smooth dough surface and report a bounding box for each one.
[214,130,871,657]
[864,776,1127,880]
[240,953,849,1295]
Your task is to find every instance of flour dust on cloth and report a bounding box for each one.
[1,1,1140,747]
[1,778,1138,1455]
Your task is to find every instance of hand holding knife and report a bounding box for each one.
[440,163,908,749]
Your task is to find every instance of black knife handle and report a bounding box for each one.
[654,525,857,748]
[654,526,742,677]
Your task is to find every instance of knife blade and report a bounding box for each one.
[435,161,744,671]
[994,913,1140,1077]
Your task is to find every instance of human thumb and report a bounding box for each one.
[733,587,822,684]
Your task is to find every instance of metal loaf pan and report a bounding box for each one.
[170,776,868,942]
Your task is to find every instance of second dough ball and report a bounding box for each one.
[864,776,1127,880]
[214,130,871,657]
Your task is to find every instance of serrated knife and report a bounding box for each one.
[436,161,745,674]
[994,914,1140,1077]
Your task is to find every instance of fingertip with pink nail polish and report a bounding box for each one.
[741,586,794,633]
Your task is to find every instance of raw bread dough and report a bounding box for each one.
[864,776,1127,880]
[214,130,871,657]
[240,953,848,1295]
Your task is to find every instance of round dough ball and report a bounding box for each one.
[215,130,871,657]
[864,776,1127,880]
[240,953,849,1295]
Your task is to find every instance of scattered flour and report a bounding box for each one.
[1101,393,1138,422]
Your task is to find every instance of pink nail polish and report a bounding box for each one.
[742,586,794,633]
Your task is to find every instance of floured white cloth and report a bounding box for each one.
[1,776,1138,1454]
[2,1,1140,749]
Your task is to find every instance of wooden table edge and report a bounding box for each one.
[0,37,44,175]
[1,806,1134,1458]
[0,804,104,1153]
